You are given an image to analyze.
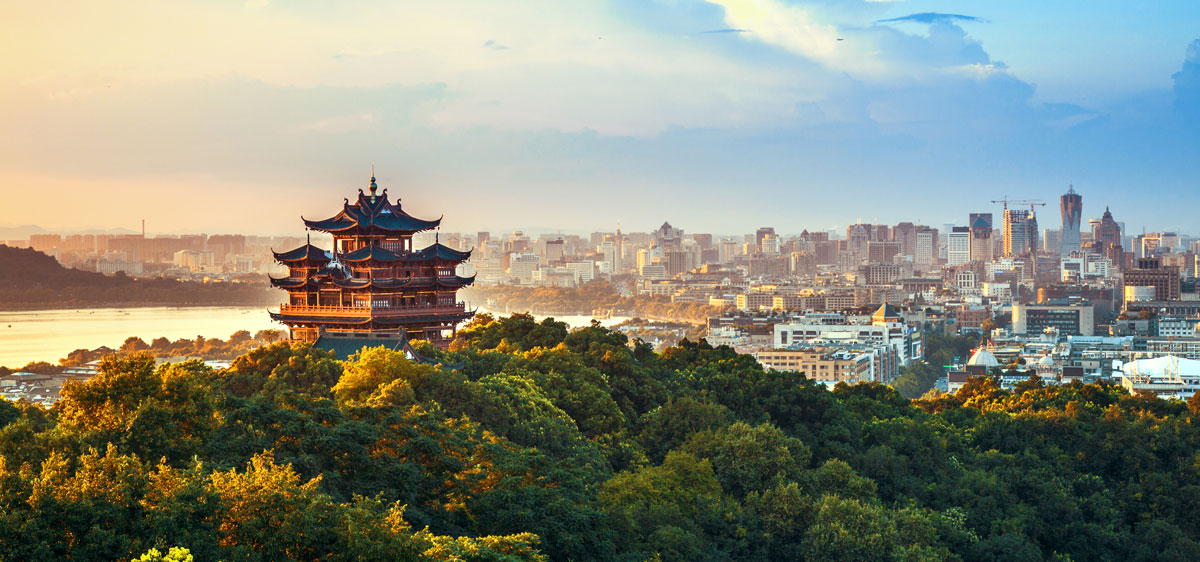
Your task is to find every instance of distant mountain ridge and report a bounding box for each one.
[0,245,277,309]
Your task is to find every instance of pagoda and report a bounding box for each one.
[269,173,475,348]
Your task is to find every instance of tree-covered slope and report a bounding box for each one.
[0,245,275,308]
[2,312,1199,561]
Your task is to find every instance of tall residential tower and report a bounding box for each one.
[1060,186,1082,258]
[1003,209,1038,257]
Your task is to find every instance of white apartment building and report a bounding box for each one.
[947,229,971,266]
[508,253,540,283]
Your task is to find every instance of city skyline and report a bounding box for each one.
[3,1,1200,234]
[3,184,1192,241]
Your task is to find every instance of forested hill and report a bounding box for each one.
[0,245,276,308]
[3,312,1200,561]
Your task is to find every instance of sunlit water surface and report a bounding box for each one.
[0,306,630,368]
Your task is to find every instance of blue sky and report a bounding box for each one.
[1,0,1198,236]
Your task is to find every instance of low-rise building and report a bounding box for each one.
[1013,301,1095,336]
[1119,356,1200,399]
[771,303,923,367]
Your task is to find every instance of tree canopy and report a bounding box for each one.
[1,313,1199,561]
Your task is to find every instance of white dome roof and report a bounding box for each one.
[967,349,1000,367]
[1038,355,1056,367]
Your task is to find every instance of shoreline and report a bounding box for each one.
[0,305,285,369]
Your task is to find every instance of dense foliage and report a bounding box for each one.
[1,331,288,376]
[63,331,288,366]
[462,282,723,324]
[2,313,1199,561]
[0,245,277,309]
[890,333,978,399]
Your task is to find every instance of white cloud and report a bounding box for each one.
[703,0,999,83]
[0,0,845,135]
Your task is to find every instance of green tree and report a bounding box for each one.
[679,421,811,498]
[333,346,438,407]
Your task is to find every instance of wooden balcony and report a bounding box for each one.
[278,302,467,318]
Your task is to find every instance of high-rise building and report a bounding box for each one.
[1134,233,1164,258]
[1043,229,1062,254]
[1060,186,1082,258]
[598,240,619,272]
[544,239,565,263]
[1092,207,1124,268]
[1124,257,1181,301]
[755,227,776,253]
[761,235,780,254]
[636,248,652,274]
[867,241,901,263]
[968,213,993,262]
[509,253,541,283]
[1003,209,1038,257]
[948,227,971,266]
[719,239,739,264]
[665,250,691,277]
[654,222,682,249]
[892,222,918,256]
[1093,208,1121,249]
[507,231,530,253]
[915,227,938,266]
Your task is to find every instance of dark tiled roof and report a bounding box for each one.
[329,275,477,290]
[312,332,456,366]
[273,244,331,263]
[411,243,472,262]
[269,276,315,289]
[303,190,440,233]
[340,244,404,262]
[313,333,408,358]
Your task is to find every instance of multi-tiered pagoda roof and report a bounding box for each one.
[269,173,475,348]
[302,185,441,234]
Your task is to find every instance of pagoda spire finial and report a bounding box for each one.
[369,167,378,198]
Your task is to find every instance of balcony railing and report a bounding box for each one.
[279,302,467,317]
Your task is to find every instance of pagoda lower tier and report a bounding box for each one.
[269,301,473,347]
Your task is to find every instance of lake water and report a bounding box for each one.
[0,306,630,369]
[0,306,283,369]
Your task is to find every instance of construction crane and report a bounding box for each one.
[990,197,1046,215]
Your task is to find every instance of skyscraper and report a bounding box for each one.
[948,227,971,266]
[755,227,776,253]
[915,226,938,267]
[1043,228,1062,254]
[1093,207,1123,268]
[1060,186,1082,258]
[1003,209,1037,257]
[968,213,993,262]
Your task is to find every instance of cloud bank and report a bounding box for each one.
[0,1,1197,234]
